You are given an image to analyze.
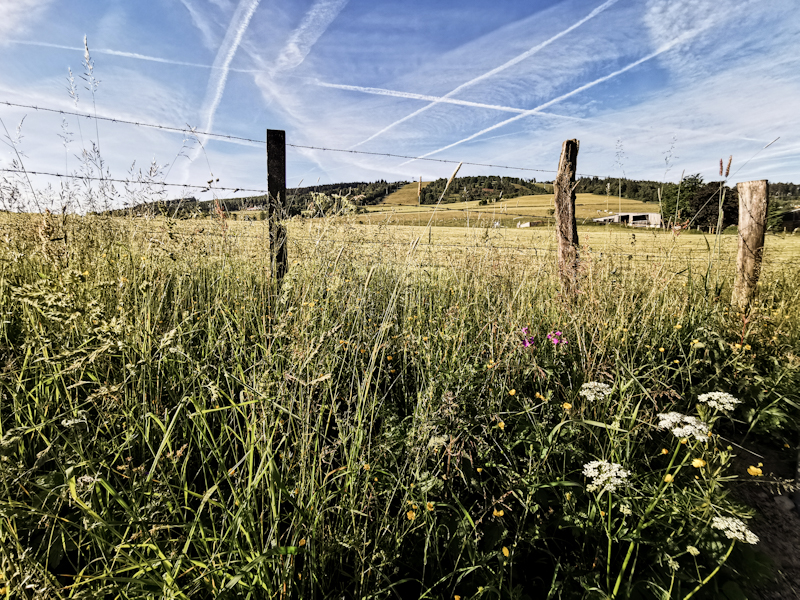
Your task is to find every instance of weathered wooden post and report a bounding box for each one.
[267,129,288,285]
[554,139,580,291]
[732,180,769,310]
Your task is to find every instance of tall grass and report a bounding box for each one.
[0,212,798,599]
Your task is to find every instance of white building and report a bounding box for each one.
[592,212,663,228]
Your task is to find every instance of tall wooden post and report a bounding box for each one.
[554,139,580,291]
[267,129,288,285]
[732,180,769,310]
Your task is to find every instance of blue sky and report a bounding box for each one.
[1,0,799,205]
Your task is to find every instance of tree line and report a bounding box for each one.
[420,176,550,205]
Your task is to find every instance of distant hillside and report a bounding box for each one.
[105,180,407,218]
[419,175,550,205]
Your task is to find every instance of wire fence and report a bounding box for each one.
[0,99,602,176]
[1,97,797,273]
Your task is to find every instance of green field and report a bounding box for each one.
[1,211,799,598]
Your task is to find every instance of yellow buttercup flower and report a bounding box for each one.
[562,402,572,410]
[498,421,505,431]
[664,474,674,483]
[299,538,306,547]
[426,502,434,512]
[508,389,516,396]
[407,510,416,521]
[502,546,510,557]
[661,448,669,455]
[692,458,706,468]
[493,508,504,517]
[747,465,763,476]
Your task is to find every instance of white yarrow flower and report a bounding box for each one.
[698,392,741,412]
[582,460,630,494]
[711,516,759,544]
[656,412,709,441]
[686,545,700,556]
[579,382,613,402]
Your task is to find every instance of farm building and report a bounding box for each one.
[592,212,663,228]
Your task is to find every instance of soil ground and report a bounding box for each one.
[729,441,800,599]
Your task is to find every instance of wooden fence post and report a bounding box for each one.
[732,180,769,310]
[554,139,580,291]
[267,129,288,285]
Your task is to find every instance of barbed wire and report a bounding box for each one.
[0,168,269,194]
[0,99,603,176]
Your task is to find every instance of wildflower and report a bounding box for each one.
[498,421,505,431]
[692,458,706,468]
[579,382,612,402]
[508,389,516,396]
[426,502,434,512]
[476,468,483,473]
[387,356,392,361]
[744,344,751,351]
[535,392,545,400]
[711,516,759,544]
[502,546,510,557]
[698,392,741,412]
[582,460,631,494]
[620,504,632,516]
[363,464,370,470]
[659,347,665,353]
[562,402,572,410]
[667,557,679,571]
[299,538,306,547]
[547,330,567,346]
[656,412,709,441]
[674,324,682,329]
[686,545,700,556]
[493,508,505,517]
[747,465,762,476]
[664,474,674,483]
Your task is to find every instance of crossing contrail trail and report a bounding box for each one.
[398,31,706,167]
[190,0,260,164]
[350,0,621,149]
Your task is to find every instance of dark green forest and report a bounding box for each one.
[420,175,550,205]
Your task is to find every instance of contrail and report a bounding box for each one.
[270,0,349,76]
[316,81,529,114]
[8,40,260,73]
[315,80,761,145]
[399,31,704,167]
[193,0,261,159]
[351,0,621,148]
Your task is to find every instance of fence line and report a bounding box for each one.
[0,99,605,177]
[0,168,269,194]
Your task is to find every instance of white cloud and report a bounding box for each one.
[0,0,52,41]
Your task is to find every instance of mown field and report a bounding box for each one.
[1,211,799,599]
[357,190,677,229]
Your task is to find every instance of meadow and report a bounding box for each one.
[1,210,799,599]
[358,188,689,229]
